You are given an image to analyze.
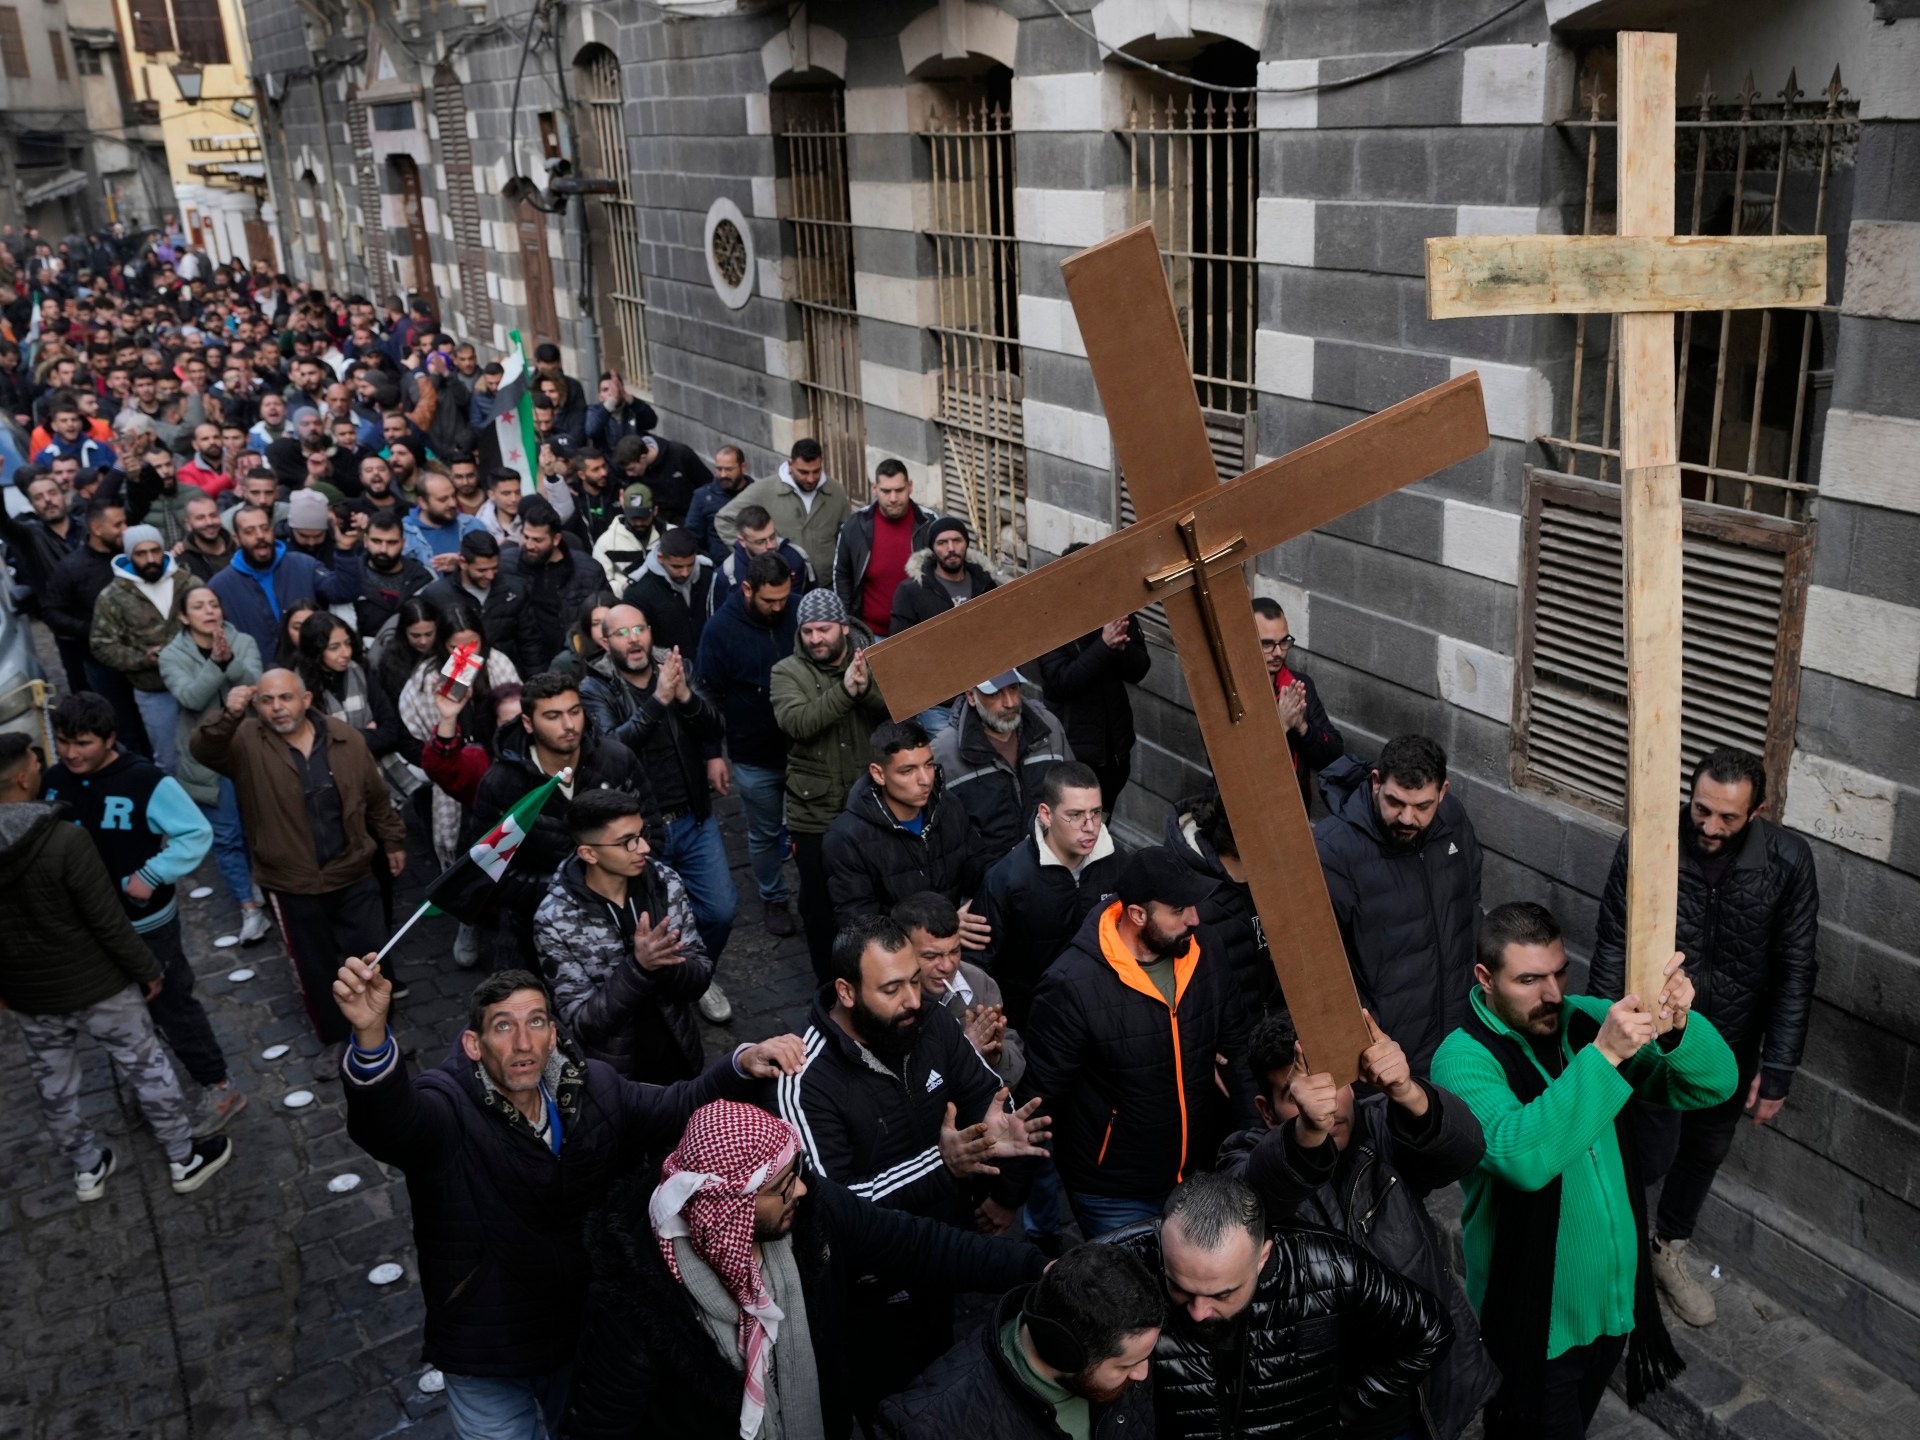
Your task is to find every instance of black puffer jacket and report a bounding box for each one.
[1165,793,1279,1015]
[1312,756,1483,1077]
[1218,1086,1496,1440]
[930,698,1073,864]
[875,1287,1155,1440]
[563,1167,1047,1440]
[974,823,1124,1030]
[0,802,159,1014]
[342,1040,761,1378]
[1024,902,1257,1201]
[419,574,530,665]
[821,774,991,925]
[1035,616,1151,769]
[1103,1222,1451,1440]
[579,650,725,822]
[1589,810,1819,1099]
[887,545,999,635]
[500,538,605,679]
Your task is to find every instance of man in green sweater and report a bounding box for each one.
[1433,900,1736,1439]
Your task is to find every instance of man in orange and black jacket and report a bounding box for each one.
[1022,846,1257,1238]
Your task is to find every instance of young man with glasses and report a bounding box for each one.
[532,788,716,1085]
[1252,595,1344,808]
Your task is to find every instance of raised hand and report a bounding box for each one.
[332,953,392,1048]
[1100,617,1131,649]
[736,1035,807,1078]
[1276,680,1308,735]
[964,1003,1005,1061]
[940,1102,1001,1177]
[1287,1042,1340,1147]
[981,1088,1052,1158]
[844,647,871,696]
[224,683,255,716]
[1654,951,1693,1035]
[1595,995,1658,1066]
[431,685,469,732]
[209,628,233,663]
[955,900,992,952]
[631,912,684,972]
[1358,1008,1428,1117]
[655,648,686,703]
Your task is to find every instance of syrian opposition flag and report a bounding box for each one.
[492,330,542,495]
[375,770,569,958]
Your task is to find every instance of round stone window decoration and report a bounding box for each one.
[703,197,755,310]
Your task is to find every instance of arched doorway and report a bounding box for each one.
[390,155,438,316]
[515,196,561,352]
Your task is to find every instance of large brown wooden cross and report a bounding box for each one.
[865,223,1490,1084]
[1425,32,1825,1003]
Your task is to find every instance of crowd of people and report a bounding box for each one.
[0,243,1824,1440]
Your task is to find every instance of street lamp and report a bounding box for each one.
[172,63,204,103]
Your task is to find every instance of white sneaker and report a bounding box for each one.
[76,1148,117,1202]
[698,982,733,1025]
[170,1135,234,1195]
[239,905,272,946]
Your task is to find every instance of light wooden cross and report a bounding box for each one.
[865,223,1491,1084]
[1425,32,1825,1003]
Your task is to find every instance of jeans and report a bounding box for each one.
[142,915,229,1087]
[916,703,957,739]
[1023,1154,1070,1238]
[132,687,180,773]
[658,811,738,960]
[443,1368,569,1440]
[729,760,790,904]
[1068,1190,1162,1239]
[1484,1332,1625,1440]
[196,777,257,910]
[1636,1034,1762,1242]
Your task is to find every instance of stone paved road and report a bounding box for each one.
[0,796,817,1440]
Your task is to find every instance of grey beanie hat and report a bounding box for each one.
[287,489,331,529]
[122,524,163,555]
[794,588,849,627]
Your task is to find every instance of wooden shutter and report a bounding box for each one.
[1513,468,1812,819]
[432,70,492,339]
[170,0,228,65]
[0,9,29,78]
[347,98,390,300]
[47,28,65,80]
[1113,408,1255,636]
[126,0,173,54]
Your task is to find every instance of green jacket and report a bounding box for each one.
[158,624,265,804]
[768,623,890,834]
[1432,989,1736,1359]
[90,558,202,692]
[714,464,852,578]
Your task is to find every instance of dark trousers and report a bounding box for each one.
[83,658,152,757]
[1087,759,1131,817]
[267,877,387,1044]
[53,634,91,697]
[143,914,228,1086]
[1485,1332,1626,1440]
[792,830,837,985]
[1636,1034,1762,1242]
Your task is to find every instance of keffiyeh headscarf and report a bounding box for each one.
[650,1101,801,1440]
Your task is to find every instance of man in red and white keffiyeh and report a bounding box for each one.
[650,1099,816,1440]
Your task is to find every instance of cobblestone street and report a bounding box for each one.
[0,798,816,1440]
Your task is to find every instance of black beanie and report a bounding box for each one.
[926,514,970,547]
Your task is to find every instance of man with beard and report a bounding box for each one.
[500,496,603,679]
[280,489,340,563]
[446,452,486,516]
[876,1241,1162,1440]
[580,602,737,1022]
[177,422,233,497]
[351,511,433,639]
[608,428,712,530]
[350,454,407,523]
[715,438,849,586]
[888,515,999,736]
[208,503,364,661]
[1434,903,1735,1439]
[403,472,486,570]
[0,471,83,615]
[1024,846,1257,1236]
[563,1098,1047,1440]
[621,526,717,659]
[1314,735,1485,1077]
[126,440,194,548]
[776,915,1050,1414]
[175,493,237,583]
[471,671,654,968]
[930,669,1073,862]
[833,457,934,639]
[191,669,406,1069]
[218,468,288,535]
[386,436,427,496]
[1588,748,1818,1329]
[682,442,752,564]
[713,503,816,602]
[1102,1172,1450,1440]
[420,530,527,659]
[45,502,141,727]
[1254,596,1344,810]
[89,525,201,771]
[532,788,714,1084]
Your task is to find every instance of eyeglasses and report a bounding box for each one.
[1257,635,1295,653]
[605,625,649,640]
[769,1166,801,1203]
[587,832,647,852]
[1055,808,1106,826]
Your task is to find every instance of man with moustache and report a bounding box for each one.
[887,515,999,736]
[1588,747,1819,1329]
[177,422,233,497]
[126,439,194,548]
[175,492,238,583]
[775,915,1050,1413]
[682,443,752,564]
[1314,735,1485,1077]
[351,510,434,638]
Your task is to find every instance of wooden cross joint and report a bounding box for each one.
[1145,516,1250,720]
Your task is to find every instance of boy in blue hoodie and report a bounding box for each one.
[41,693,247,1135]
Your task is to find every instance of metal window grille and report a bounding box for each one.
[1514,62,1854,816]
[346,98,390,300]
[1115,412,1258,641]
[777,88,868,502]
[1122,91,1258,420]
[1547,67,1857,518]
[432,70,493,341]
[302,172,332,291]
[577,48,650,390]
[1514,469,1812,819]
[927,96,1027,572]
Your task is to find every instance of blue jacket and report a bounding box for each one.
[208,541,364,660]
[35,436,116,469]
[682,478,740,564]
[40,749,212,934]
[694,587,796,771]
[401,509,487,566]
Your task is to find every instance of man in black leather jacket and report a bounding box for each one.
[1104,1171,1450,1440]
[1219,1013,1497,1440]
[1588,746,1819,1328]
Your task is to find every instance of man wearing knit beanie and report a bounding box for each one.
[794,586,848,629]
[90,523,203,771]
[888,514,999,736]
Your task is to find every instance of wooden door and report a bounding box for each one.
[515,197,559,351]
[391,155,438,315]
[243,219,277,270]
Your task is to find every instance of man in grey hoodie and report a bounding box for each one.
[621,527,718,658]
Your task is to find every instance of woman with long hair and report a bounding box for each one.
[293,611,407,764]
[273,597,318,669]
[549,587,616,679]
